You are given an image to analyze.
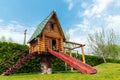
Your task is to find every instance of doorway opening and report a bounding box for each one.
[52,39,56,50]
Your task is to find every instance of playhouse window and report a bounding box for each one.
[50,23,54,30]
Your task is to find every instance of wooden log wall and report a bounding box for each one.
[56,39,59,50]
[60,38,64,51]
[45,37,52,51]
[38,35,45,52]
[29,44,33,53]
[29,14,65,53]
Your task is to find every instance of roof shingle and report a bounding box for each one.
[28,11,55,43]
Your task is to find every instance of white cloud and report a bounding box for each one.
[89,26,102,34]
[0,19,4,23]
[76,24,88,32]
[68,27,79,35]
[84,0,113,17]
[68,2,73,10]
[67,28,89,53]
[105,15,120,32]
[70,35,87,44]
[68,20,89,44]
[64,0,74,10]
[68,19,89,37]
[0,19,35,44]
[113,0,120,7]
[67,19,90,51]
[81,2,88,9]
[76,19,89,32]
[63,0,120,53]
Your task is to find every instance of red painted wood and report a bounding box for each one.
[48,49,97,74]
[1,52,38,76]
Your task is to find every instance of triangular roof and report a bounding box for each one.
[28,11,65,43]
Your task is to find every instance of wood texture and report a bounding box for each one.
[29,14,65,53]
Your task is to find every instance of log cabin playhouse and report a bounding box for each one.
[28,11,65,53]
[28,11,66,74]
[27,11,92,74]
[1,11,97,76]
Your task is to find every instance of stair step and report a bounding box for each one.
[1,52,38,76]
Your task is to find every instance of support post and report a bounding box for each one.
[70,49,73,71]
[81,47,85,63]
[23,29,27,45]
[40,54,52,74]
[64,48,67,71]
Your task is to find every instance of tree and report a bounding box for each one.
[8,37,14,42]
[0,36,6,42]
[88,29,120,63]
[104,44,120,59]
[64,31,71,48]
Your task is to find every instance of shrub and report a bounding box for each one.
[0,42,119,74]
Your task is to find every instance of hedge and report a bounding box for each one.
[0,42,120,74]
[72,53,120,66]
[0,42,28,63]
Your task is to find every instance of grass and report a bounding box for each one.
[0,63,120,80]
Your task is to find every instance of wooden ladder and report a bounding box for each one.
[1,51,38,76]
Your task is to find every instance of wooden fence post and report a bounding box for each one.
[81,47,85,63]
[70,49,73,71]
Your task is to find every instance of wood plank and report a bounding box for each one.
[65,41,85,46]
[81,47,85,63]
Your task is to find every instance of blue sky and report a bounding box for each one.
[0,0,120,47]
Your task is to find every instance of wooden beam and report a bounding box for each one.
[64,47,71,50]
[64,45,82,50]
[65,41,85,46]
[81,47,85,63]
[64,49,67,71]
[70,49,73,71]
[70,45,81,50]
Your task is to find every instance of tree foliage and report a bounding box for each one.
[0,36,14,42]
[8,37,14,42]
[88,29,120,62]
[64,32,71,48]
[0,42,120,74]
[0,42,28,63]
[0,36,6,42]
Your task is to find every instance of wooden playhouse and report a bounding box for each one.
[27,11,91,74]
[28,11,65,53]
[1,11,97,76]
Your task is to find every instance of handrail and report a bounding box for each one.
[0,49,28,66]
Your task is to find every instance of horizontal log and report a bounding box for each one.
[65,41,85,46]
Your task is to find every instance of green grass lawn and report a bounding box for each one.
[0,63,120,80]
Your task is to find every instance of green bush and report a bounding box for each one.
[0,42,120,74]
[0,42,28,74]
[74,53,120,66]
[52,56,65,72]
[16,56,41,73]
[0,42,28,63]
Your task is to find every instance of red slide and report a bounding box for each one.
[48,49,97,74]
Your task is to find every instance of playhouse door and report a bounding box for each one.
[52,39,56,50]
[45,37,56,51]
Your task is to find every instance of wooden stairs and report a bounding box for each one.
[1,51,38,76]
[0,50,28,68]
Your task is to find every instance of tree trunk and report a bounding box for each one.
[102,54,107,63]
[40,54,52,74]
